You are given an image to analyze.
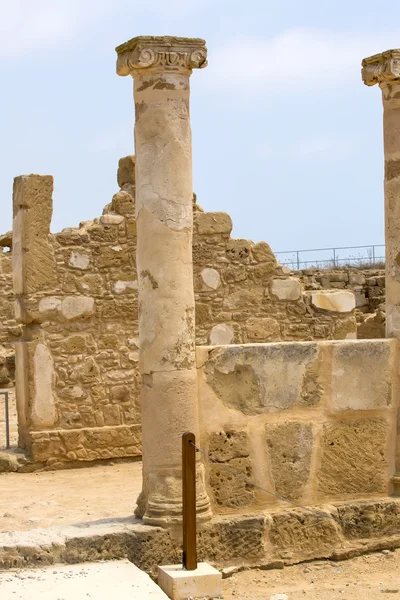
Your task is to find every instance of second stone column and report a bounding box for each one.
[116,36,212,525]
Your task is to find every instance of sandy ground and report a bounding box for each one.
[0,387,17,450]
[222,550,400,599]
[0,462,142,532]
[1,461,400,598]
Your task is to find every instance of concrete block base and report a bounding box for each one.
[158,562,222,600]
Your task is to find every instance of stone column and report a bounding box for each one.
[362,50,400,337]
[362,50,400,495]
[116,36,212,525]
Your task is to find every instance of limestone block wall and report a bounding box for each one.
[8,157,358,466]
[299,268,386,338]
[197,339,399,513]
[0,250,20,386]
[13,165,141,466]
[192,209,357,345]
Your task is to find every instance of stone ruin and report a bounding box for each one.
[1,35,400,574]
[0,167,359,467]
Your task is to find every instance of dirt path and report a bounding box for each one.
[0,461,142,532]
[222,550,400,599]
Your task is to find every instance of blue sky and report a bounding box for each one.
[0,0,398,254]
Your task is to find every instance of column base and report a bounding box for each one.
[134,466,212,527]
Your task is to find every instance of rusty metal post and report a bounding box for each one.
[182,431,197,570]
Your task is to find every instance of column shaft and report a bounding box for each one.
[362,50,400,494]
[116,36,211,525]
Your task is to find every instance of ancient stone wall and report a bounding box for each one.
[13,163,141,466]
[8,158,358,466]
[197,339,399,513]
[0,244,20,386]
[192,211,357,345]
[299,268,385,338]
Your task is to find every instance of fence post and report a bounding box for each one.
[372,245,376,263]
[2,392,10,450]
[333,247,336,267]
[182,432,197,570]
[296,250,300,270]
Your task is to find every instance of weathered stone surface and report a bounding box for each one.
[271,278,302,301]
[266,422,313,500]
[317,418,389,496]
[269,509,342,560]
[245,317,281,342]
[61,296,95,320]
[69,251,90,270]
[100,214,125,226]
[208,430,249,462]
[195,212,232,235]
[30,424,141,463]
[331,341,393,411]
[337,499,400,539]
[201,267,221,290]
[12,175,58,295]
[0,231,12,248]
[251,241,276,264]
[204,343,320,415]
[311,290,356,312]
[210,456,254,508]
[117,155,136,187]
[209,324,234,345]
[207,431,254,508]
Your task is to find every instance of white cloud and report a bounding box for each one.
[207,29,400,92]
[0,0,110,57]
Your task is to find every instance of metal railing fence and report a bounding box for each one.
[275,244,385,270]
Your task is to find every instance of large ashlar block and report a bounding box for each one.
[311,290,355,313]
[14,338,56,443]
[270,278,302,301]
[203,343,324,414]
[158,563,222,600]
[12,174,57,295]
[195,212,232,235]
[266,422,313,501]
[331,340,394,412]
[269,508,341,561]
[317,418,389,497]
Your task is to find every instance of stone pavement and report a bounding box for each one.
[0,559,168,599]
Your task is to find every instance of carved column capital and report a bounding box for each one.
[362,49,400,87]
[116,35,207,77]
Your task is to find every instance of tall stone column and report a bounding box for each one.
[362,50,400,337]
[116,36,212,525]
[362,50,400,495]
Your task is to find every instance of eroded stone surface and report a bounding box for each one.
[208,430,254,508]
[201,267,221,290]
[209,324,234,345]
[271,278,302,301]
[266,422,313,500]
[331,341,393,411]
[317,418,389,496]
[311,290,356,313]
[269,509,342,560]
[204,343,320,415]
